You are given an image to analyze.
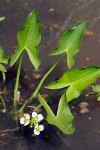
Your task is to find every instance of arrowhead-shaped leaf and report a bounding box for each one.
[49,22,86,68]
[45,66,100,102]
[0,46,9,64]
[10,10,41,70]
[38,93,75,134]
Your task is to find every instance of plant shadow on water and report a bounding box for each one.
[0,67,71,150]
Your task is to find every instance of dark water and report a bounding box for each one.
[0,0,100,150]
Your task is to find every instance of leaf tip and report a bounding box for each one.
[76,21,86,31]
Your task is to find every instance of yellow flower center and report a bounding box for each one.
[24,118,29,123]
[36,127,40,131]
[35,115,39,119]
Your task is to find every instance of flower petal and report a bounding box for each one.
[38,114,44,122]
[32,112,37,118]
[39,125,44,131]
[20,117,25,124]
[34,124,38,129]
[24,113,30,119]
[34,130,40,135]
[24,121,30,126]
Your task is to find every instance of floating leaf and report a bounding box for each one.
[38,93,75,134]
[49,22,86,68]
[46,66,100,102]
[10,10,41,70]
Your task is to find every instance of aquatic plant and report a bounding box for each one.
[0,10,100,136]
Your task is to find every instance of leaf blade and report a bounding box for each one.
[46,66,100,102]
[17,10,41,48]
[10,45,23,66]
[50,22,86,68]
[38,93,75,134]
[10,10,41,69]
[27,46,40,70]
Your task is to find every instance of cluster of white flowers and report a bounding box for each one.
[20,112,44,135]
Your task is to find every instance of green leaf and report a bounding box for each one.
[10,10,41,70]
[45,66,100,102]
[10,44,23,66]
[0,46,9,64]
[27,46,40,70]
[50,22,86,68]
[38,93,75,134]
[0,64,6,72]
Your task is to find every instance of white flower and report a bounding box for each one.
[20,113,30,126]
[32,112,44,122]
[34,124,44,135]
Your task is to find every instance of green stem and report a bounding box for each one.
[0,95,7,111]
[69,92,96,106]
[16,100,28,114]
[29,54,65,101]
[13,53,23,111]
[17,54,65,113]
[37,91,97,110]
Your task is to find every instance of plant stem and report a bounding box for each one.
[16,100,28,114]
[0,95,7,111]
[69,92,97,106]
[29,54,65,101]
[37,91,97,110]
[17,54,65,113]
[13,53,23,111]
